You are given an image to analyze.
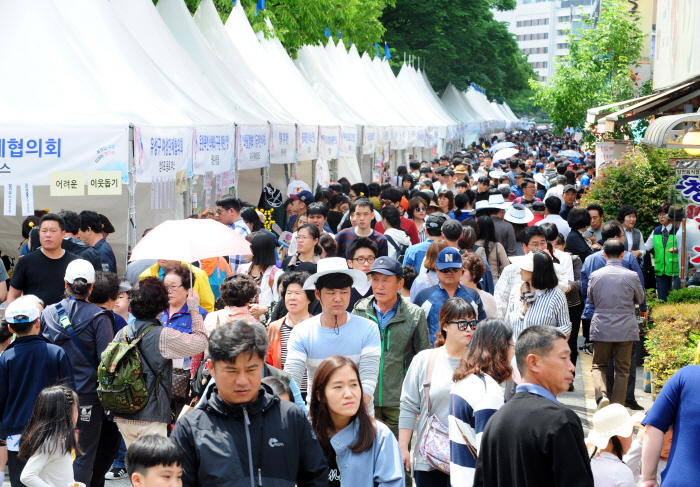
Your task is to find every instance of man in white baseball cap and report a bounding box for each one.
[285,257,380,407]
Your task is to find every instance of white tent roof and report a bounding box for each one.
[110,0,263,125]
[440,84,482,123]
[158,0,294,124]
[222,2,344,127]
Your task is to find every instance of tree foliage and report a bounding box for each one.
[178,0,390,57]
[380,0,536,99]
[529,0,645,133]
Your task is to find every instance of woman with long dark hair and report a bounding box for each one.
[505,250,571,341]
[399,298,477,486]
[475,216,509,279]
[237,231,283,320]
[408,197,429,242]
[282,224,321,274]
[449,319,514,485]
[310,356,404,487]
[437,190,455,214]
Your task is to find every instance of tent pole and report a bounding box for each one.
[126,125,136,268]
[263,122,271,197]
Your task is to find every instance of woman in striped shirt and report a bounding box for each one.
[505,250,571,341]
[449,318,514,487]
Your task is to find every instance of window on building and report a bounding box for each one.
[557,29,566,36]
[539,75,547,82]
[557,43,569,49]
[558,16,571,22]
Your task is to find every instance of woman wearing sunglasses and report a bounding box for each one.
[449,318,514,486]
[408,196,429,242]
[399,298,478,487]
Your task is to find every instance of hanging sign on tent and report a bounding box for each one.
[395,127,408,150]
[316,158,331,188]
[222,170,236,190]
[21,183,34,216]
[87,171,122,196]
[50,172,84,196]
[379,127,391,146]
[270,124,296,165]
[363,127,377,155]
[4,184,15,216]
[237,125,269,170]
[428,127,439,148]
[0,125,129,186]
[319,126,339,160]
[134,126,192,183]
[407,127,417,149]
[175,170,188,194]
[339,127,357,158]
[415,128,426,148]
[297,125,318,160]
[193,126,235,175]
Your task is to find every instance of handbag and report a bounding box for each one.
[171,368,190,402]
[418,349,451,474]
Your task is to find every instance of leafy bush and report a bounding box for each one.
[666,287,700,304]
[581,146,685,237]
[645,303,700,390]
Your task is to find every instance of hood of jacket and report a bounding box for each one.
[384,228,411,247]
[41,298,108,346]
[198,382,279,419]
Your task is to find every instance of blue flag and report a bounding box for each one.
[324,27,332,37]
[256,0,265,14]
[375,42,380,58]
[384,43,391,60]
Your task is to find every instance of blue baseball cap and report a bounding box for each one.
[492,161,502,167]
[369,257,403,278]
[290,190,315,204]
[436,247,463,270]
[535,162,545,169]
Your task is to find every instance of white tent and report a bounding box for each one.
[440,84,484,145]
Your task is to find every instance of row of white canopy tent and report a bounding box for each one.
[0,0,523,268]
[441,84,523,136]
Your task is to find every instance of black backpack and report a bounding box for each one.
[385,235,408,264]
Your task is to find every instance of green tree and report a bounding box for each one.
[529,0,645,133]
[176,0,390,57]
[380,0,535,100]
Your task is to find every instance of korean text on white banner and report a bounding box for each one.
[193,125,235,175]
[319,126,339,160]
[407,127,417,149]
[363,127,377,155]
[339,126,358,158]
[415,128,427,148]
[237,125,269,170]
[0,125,129,185]
[595,142,615,172]
[134,126,192,183]
[270,124,296,165]
[297,125,318,161]
[395,127,408,150]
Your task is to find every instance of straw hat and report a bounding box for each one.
[585,403,644,450]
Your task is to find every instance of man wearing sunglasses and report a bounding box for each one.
[413,247,486,346]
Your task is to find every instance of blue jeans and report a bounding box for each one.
[112,439,126,469]
[656,275,680,301]
[414,469,450,487]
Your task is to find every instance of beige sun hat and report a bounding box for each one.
[585,403,645,450]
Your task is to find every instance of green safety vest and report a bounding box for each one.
[652,228,679,277]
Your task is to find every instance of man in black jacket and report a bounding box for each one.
[474,326,594,487]
[172,320,328,487]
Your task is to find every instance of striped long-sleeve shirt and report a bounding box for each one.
[449,373,505,487]
[284,312,380,403]
[505,286,571,341]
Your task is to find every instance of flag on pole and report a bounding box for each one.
[384,43,391,60]
[256,0,265,14]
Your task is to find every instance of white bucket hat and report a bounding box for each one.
[504,203,534,224]
[470,199,490,215]
[585,403,644,450]
[533,173,549,189]
[303,257,367,290]
[489,169,505,179]
[485,194,512,210]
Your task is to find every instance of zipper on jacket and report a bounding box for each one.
[242,407,255,487]
[258,468,262,486]
[367,314,385,407]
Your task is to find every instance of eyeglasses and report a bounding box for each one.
[353,257,376,265]
[215,208,224,214]
[438,267,460,274]
[164,285,184,292]
[415,206,427,212]
[448,320,479,331]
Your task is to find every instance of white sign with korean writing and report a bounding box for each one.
[238,125,269,170]
[319,126,339,160]
[270,124,296,165]
[135,125,192,183]
[297,125,318,160]
[407,127,417,149]
[415,128,427,148]
[595,142,615,171]
[339,126,358,158]
[0,125,129,186]
[193,125,235,175]
[21,183,34,216]
[394,127,408,150]
[363,127,377,155]
[4,184,16,216]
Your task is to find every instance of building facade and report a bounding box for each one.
[492,0,599,82]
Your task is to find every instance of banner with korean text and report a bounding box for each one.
[193,125,235,175]
[339,126,358,158]
[270,124,296,165]
[297,125,318,161]
[363,127,377,155]
[319,126,339,160]
[0,124,129,185]
[238,125,269,170]
[134,125,192,183]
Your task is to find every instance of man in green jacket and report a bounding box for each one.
[353,257,430,438]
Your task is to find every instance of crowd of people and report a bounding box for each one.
[0,129,695,487]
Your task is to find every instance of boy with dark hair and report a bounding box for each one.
[335,198,388,258]
[57,210,102,271]
[172,321,327,487]
[0,296,74,487]
[346,237,380,310]
[284,258,381,409]
[79,210,117,273]
[126,435,184,487]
